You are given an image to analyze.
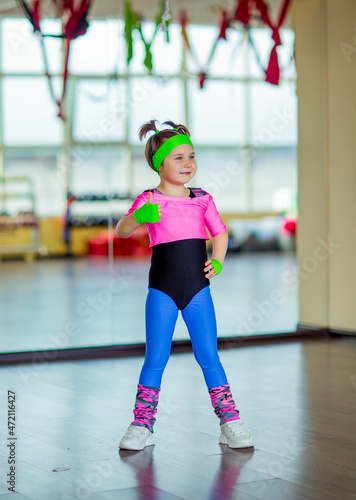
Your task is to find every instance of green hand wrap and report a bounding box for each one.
[211,259,223,275]
[134,202,160,224]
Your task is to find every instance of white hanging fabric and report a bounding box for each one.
[158,0,171,32]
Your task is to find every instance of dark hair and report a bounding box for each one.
[138,120,191,172]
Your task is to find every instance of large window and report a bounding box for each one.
[2,77,63,146]
[0,17,298,351]
[0,18,297,216]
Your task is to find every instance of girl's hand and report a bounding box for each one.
[148,192,163,218]
[134,191,162,224]
[204,259,216,279]
[204,258,223,279]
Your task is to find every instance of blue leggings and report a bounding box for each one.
[138,286,228,389]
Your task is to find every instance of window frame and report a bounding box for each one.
[0,18,297,216]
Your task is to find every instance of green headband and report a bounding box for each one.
[152,134,194,173]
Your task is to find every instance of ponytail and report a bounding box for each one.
[138,119,192,172]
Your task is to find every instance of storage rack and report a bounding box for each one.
[64,192,134,252]
[0,177,47,258]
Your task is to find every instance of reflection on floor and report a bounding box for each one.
[0,337,355,499]
[0,252,298,353]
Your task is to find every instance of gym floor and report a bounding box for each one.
[0,336,355,499]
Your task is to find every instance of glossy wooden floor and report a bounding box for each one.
[0,336,356,499]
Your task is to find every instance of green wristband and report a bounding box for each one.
[211,259,223,275]
[134,202,160,224]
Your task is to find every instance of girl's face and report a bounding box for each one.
[159,143,197,185]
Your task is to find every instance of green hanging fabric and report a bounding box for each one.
[144,41,153,71]
[124,0,172,73]
[124,0,137,64]
[137,27,153,72]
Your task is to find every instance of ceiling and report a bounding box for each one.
[0,0,293,27]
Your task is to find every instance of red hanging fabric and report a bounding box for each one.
[32,0,41,31]
[265,45,280,85]
[218,9,230,40]
[63,0,90,39]
[179,9,190,50]
[254,0,292,85]
[17,0,91,120]
[254,0,273,29]
[58,39,71,120]
[234,0,251,24]
[59,0,91,119]
[179,9,206,89]
[198,71,207,89]
[278,0,293,28]
[233,0,293,85]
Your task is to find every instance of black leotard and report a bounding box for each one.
[146,188,209,310]
[149,238,209,310]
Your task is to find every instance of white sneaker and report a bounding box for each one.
[119,424,155,451]
[219,419,254,449]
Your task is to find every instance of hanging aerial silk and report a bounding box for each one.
[16,0,92,120]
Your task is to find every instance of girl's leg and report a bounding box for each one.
[139,287,179,387]
[132,288,178,433]
[181,286,227,388]
[181,286,240,425]
[120,288,179,449]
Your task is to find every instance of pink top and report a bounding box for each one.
[125,188,227,247]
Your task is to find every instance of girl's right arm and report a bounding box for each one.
[115,213,140,238]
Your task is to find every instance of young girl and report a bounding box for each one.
[116,120,254,451]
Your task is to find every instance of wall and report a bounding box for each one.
[295,0,356,333]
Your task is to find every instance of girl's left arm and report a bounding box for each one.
[204,231,228,279]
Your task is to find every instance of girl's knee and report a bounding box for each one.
[193,349,221,370]
[143,351,170,372]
